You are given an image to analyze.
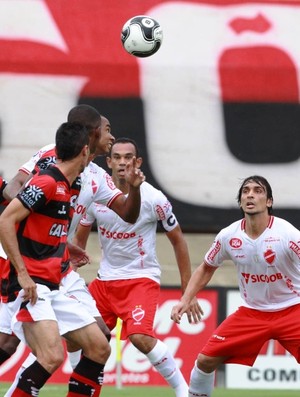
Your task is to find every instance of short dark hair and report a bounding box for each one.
[55,122,89,161]
[237,175,273,215]
[109,137,140,157]
[67,104,101,131]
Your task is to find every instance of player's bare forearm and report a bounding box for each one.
[0,201,37,304]
[167,226,192,292]
[72,224,92,249]
[111,186,142,223]
[171,262,216,324]
[3,171,30,201]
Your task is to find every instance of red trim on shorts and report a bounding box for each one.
[16,306,34,322]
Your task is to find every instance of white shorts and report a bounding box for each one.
[60,270,100,318]
[0,301,16,335]
[12,284,96,345]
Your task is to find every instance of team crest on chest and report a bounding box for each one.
[264,248,276,264]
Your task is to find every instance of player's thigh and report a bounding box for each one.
[23,319,63,362]
[117,279,159,339]
[88,279,118,330]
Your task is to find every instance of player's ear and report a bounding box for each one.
[267,197,273,208]
[106,156,112,169]
[82,145,89,157]
[136,157,143,168]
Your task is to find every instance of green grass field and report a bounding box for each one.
[0,384,299,396]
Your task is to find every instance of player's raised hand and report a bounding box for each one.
[125,156,145,187]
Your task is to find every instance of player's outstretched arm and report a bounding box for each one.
[71,223,93,269]
[171,262,216,324]
[166,225,203,323]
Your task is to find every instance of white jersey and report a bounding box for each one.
[205,216,300,311]
[20,143,56,174]
[68,162,122,240]
[19,145,123,241]
[80,181,178,284]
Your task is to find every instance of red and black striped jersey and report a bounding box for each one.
[6,166,72,295]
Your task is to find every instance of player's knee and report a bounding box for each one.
[1,334,20,356]
[196,353,220,373]
[91,340,111,363]
[39,347,65,373]
[103,341,111,360]
[129,334,156,354]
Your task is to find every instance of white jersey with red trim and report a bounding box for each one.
[68,162,122,240]
[80,181,178,283]
[19,146,123,241]
[205,216,300,311]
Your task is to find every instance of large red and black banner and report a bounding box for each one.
[0,0,300,232]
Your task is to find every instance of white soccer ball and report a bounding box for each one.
[121,15,163,58]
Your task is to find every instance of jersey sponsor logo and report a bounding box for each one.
[36,156,56,170]
[74,204,86,215]
[155,205,165,220]
[242,272,283,284]
[264,248,276,264]
[58,205,67,215]
[105,173,117,190]
[229,238,242,248]
[207,240,221,262]
[49,223,68,237]
[56,184,66,195]
[99,226,136,240]
[163,200,171,213]
[289,241,300,259]
[20,185,44,207]
[132,305,145,324]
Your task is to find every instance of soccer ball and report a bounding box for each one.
[121,15,163,58]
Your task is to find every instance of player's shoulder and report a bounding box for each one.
[272,216,299,232]
[83,161,106,176]
[34,143,56,157]
[219,219,243,236]
[141,181,165,197]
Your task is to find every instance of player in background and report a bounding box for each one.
[0,122,110,396]
[171,175,300,397]
[73,138,203,397]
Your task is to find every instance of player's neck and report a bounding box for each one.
[244,213,271,239]
[113,176,129,195]
[56,160,83,186]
